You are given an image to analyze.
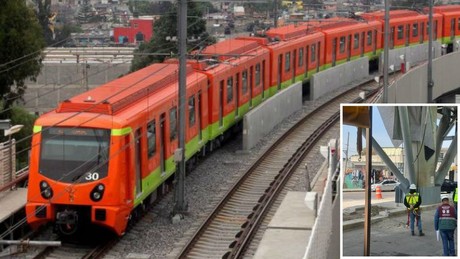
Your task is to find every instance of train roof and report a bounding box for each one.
[308,18,379,34]
[265,23,319,40]
[360,10,420,20]
[198,38,262,62]
[432,5,460,13]
[56,63,193,115]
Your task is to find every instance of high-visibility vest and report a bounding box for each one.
[406,193,420,205]
[454,187,458,202]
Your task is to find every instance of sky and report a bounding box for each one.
[341,106,455,159]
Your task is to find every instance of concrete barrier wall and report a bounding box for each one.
[311,57,368,100]
[379,42,441,73]
[243,82,302,150]
[24,63,130,114]
[387,50,460,103]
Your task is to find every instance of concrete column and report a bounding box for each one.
[398,107,416,184]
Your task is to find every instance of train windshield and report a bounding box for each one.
[39,127,110,183]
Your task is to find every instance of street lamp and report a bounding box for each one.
[4,124,23,181]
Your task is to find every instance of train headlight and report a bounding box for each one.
[90,184,105,202]
[92,192,101,200]
[39,180,53,199]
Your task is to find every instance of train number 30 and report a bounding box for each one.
[85,172,100,181]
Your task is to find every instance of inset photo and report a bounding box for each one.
[341,105,458,257]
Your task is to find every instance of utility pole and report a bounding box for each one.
[173,0,188,218]
[364,107,372,256]
[427,0,434,102]
[344,132,350,174]
[382,0,389,103]
[84,61,90,91]
[274,0,278,28]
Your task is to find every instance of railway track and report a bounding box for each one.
[177,84,379,258]
[32,237,117,259]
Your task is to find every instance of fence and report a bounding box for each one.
[0,140,15,186]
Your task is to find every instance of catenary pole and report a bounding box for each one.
[382,0,389,103]
[274,0,278,28]
[173,0,188,216]
[427,0,434,102]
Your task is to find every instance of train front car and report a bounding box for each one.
[25,113,132,236]
[25,63,183,236]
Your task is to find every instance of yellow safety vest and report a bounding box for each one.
[454,187,458,202]
[406,193,419,205]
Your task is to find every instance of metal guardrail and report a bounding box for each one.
[0,167,28,193]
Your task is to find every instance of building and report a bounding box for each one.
[113,17,156,44]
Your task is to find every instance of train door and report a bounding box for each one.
[235,73,239,118]
[134,128,142,197]
[420,22,425,43]
[305,45,309,76]
[451,18,456,41]
[361,32,365,57]
[373,30,377,55]
[277,54,282,90]
[250,65,254,100]
[262,60,266,99]
[434,20,438,40]
[219,80,224,127]
[197,91,202,141]
[392,26,395,49]
[347,35,351,61]
[332,38,337,67]
[316,42,321,72]
[159,113,166,175]
[292,49,296,83]
[405,25,410,46]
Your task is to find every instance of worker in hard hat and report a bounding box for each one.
[404,184,425,236]
[434,194,457,256]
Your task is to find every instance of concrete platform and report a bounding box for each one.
[268,191,316,229]
[0,188,27,222]
[253,228,311,259]
[253,191,314,259]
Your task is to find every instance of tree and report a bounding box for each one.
[9,106,38,168]
[131,2,215,72]
[78,0,94,24]
[128,0,173,16]
[0,1,45,117]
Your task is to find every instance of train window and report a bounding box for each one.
[311,44,316,62]
[299,48,304,67]
[353,33,359,49]
[458,18,460,30]
[339,36,345,53]
[188,96,196,126]
[367,31,372,46]
[227,76,233,103]
[242,70,248,94]
[255,64,261,86]
[39,127,110,183]
[412,23,418,37]
[169,107,177,141]
[147,120,156,158]
[285,52,291,72]
[397,25,404,40]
